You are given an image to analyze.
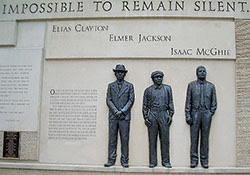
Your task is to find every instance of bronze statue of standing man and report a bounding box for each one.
[185,66,217,169]
[104,64,135,168]
[143,71,174,168]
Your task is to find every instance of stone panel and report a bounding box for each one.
[0,131,3,158]
[20,132,38,160]
[0,21,17,46]
[0,0,250,20]
[46,19,235,59]
[16,22,46,49]
[236,19,250,167]
[0,49,43,132]
[40,59,236,167]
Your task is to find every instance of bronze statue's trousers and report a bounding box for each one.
[148,111,170,165]
[108,119,130,164]
[190,110,212,164]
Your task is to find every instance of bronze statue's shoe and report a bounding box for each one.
[162,162,172,168]
[201,163,209,169]
[104,162,115,167]
[190,162,198,168]
[149,164,156,168]
[121,163,129,168]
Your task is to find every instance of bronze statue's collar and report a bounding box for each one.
[153,84,163,90]
[197,79,206,84]
[116,80,124,85]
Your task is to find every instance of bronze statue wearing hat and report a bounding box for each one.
[104,64,135,168]
[142,71,174,168]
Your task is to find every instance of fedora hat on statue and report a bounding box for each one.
[113,64,128,73]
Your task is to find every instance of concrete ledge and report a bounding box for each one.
[0,162,250,174]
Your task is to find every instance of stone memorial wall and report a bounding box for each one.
[0,0,249,174]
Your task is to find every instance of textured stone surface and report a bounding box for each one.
[235,20,250,167]
[20,132,38,160]
[236,20,250,58]
[0,131,3,158]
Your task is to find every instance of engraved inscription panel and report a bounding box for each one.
[48,89,97,140]
[46,19,235,59]
[0,0,250,20]
[0,49,42,131]
[0,64,32,113]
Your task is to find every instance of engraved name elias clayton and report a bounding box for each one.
[52,24,109,32]
[109,34,172,43]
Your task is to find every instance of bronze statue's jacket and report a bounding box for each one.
[143,84,174,118]
[107,80,135,121]
[185,80,217,119]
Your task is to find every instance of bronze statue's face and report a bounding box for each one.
[115,71,126,82]
[153,75,163,86]
[197,67,207,80]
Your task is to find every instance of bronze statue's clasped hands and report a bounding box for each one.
[115,111,125,120]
